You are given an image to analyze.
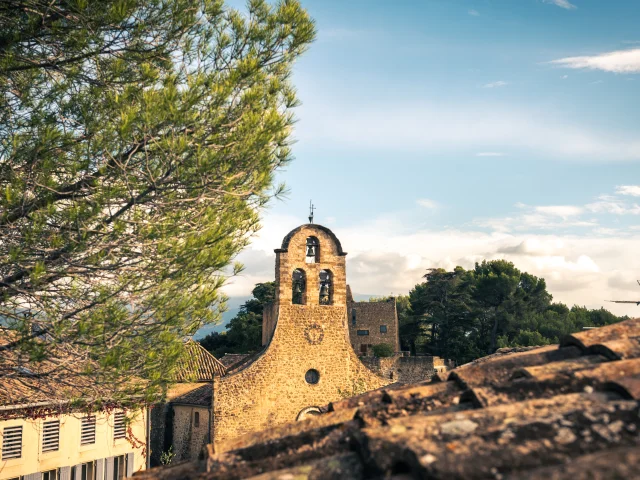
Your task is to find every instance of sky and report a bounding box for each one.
[217,0,640,324]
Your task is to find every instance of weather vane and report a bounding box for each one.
[308,200,315,224]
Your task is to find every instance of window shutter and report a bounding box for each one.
[80,416,96,445]
[96,458,105,480]
[106,456,115,480]
[42,419,60,452]
[59,466,72,480]
[114,411,126,440]
[74,464,82,480]
[2,425,22,459]
[126,452,134,477]
[24,473,41,480]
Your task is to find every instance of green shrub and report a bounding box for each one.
[371,343,395,358]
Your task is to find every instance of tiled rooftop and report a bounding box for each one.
[135,317,640,480]
[174,340,226,382]
[0,327,106,408]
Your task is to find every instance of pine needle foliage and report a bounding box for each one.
[0,0,315,405]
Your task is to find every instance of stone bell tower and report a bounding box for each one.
[212,224,389,451]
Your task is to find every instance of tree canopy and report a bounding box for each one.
[0,0,314,404]
[199,281,274,357]
[402,260,628,365]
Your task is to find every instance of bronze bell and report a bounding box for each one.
[320,283,329,298]
[306,244,316,257]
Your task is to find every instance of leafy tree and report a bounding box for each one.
[407,261,627,365]
[409,267,478,362]
[199,281,275,357]
[371,343,395,358]
[0,0,314,404]
[473,260,551,352]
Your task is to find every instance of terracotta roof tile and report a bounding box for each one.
[174,340,226,382]
[134,317,640,480]
[0,327,118,408]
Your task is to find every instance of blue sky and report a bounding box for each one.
[218,0,640,323]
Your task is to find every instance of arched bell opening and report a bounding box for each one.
[319,269,333,305]
[292,269,306,305]
[305,236,319,264]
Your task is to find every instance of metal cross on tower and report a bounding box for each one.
[308,200,315,224]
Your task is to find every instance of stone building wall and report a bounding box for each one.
[172,406,210,463]
[212,225,389,451]
[360,355,450,384]
[261,302,277,346]
[347,294,400,355]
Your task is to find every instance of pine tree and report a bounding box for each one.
[0,0,315,404]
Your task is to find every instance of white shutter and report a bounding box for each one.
[59,466,72,480]
[2,425,22,459]
[42,419,60,452]
[105,456,115,480]
[74,464,82,480]
[126,452,134,477]
[95,458,105,480]
[24,473,40,480]
[113,411,126,440]
[80,416,96,445]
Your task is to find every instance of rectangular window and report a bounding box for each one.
[80,416,96,445]
[380,325,388,333]
[2,425,22,460]
[113,411,126,440]
[42,469,58,480]
[351,309,356,326]
[356,330,369,336]
[194,411,200,428]
[71,462,95,480]
[42,419,60,452]
[113,455,126,480]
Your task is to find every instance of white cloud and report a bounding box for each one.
[534,205,583,218]
[482,81,508,88]
[586,195,640,215]
[417,198,439,210]
[616,185,640,197]
[475,213,596,232]
[468,9,480,16]
[295,100,640,162]
[551,48,640,74]
[226,211,640,317]
[476,152,505,157]
[561,75,569,79]
[544,0,577,10]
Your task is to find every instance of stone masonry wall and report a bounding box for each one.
[172,406,210,463]
[261,302,277,346]
[212,225,389,451]
[360,355,450,384]
[347,297,400,355]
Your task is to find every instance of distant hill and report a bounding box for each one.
[193,296,250,340]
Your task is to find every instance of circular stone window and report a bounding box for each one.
[305,369,320,385]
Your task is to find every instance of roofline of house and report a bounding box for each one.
[0,400,64,411]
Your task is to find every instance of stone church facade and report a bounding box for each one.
[211,224,389,450]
